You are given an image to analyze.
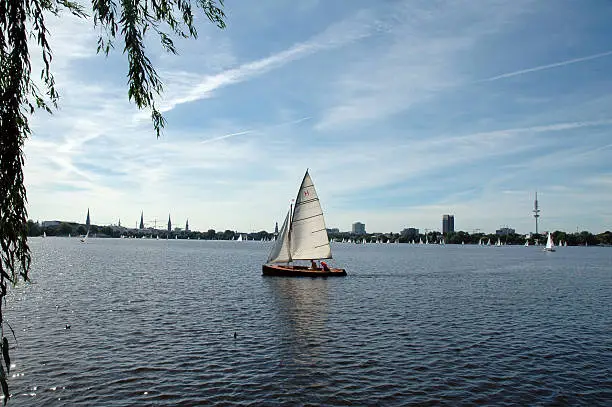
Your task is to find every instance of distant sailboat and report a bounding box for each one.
[262,170,346,277]
[80,230,89,243]
[544,233,556,252]
[236,234,243,242]
[496,238,501,247]
[43,231,46,238]
[524,240,529,247]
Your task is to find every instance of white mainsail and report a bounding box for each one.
[266,170,332,263]
[290,171,332,260]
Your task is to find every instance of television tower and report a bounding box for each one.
[533,191,540,234]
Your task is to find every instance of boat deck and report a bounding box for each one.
[262,264,347,277]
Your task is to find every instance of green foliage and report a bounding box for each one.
[59,222,73,235]
[92,0,226,137]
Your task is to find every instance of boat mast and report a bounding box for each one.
[288,200,294,264]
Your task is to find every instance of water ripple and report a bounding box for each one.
[4,239,611,405]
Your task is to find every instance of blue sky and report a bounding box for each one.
[25,0,612,234]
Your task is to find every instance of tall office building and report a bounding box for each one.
[442,214,455,234]
[352,222,366,235]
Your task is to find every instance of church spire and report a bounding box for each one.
[185,219,189,232]
[139,211,144,229]
[167,214,172,232]
[86,208,90,228]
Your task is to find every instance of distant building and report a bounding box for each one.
[167,214,172,232]
[85,208,90,227]
[352,222,366,235]
[185,219,189,232]
[442,215,455,234]
[41,220,61,227]
[496,227,515,236]
[327,228,340,234]
[139,211,145,229]
[401,228,419,238]
[274,222,279,236]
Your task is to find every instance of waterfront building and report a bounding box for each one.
[442,215,455,234]
[496,227,516,236]
[401,228,419,238]
[352,222,366,235]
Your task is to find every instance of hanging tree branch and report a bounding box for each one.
[0,0,225,402]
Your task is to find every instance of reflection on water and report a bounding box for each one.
[265,277,330,365]
[5,238,612,406]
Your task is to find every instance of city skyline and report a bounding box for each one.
[24,1,612,234]
[35,203,600,235]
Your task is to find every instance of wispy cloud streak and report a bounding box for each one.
[200,116,311,144]
[482,50,612,82]
[161,11,387,112]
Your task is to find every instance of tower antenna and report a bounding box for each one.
[533,191,540,234]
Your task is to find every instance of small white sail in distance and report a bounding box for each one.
[267,170,332,263]
[545,233,555,250]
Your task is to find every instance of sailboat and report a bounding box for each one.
[544,233,556,252]
[262,170,346,277]
[524,240,529,247]
[80,230,89,243]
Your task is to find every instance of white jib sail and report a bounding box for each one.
[290,171,332,260]
[267,208,292,263]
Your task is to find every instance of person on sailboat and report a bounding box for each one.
[310,260,319,270]
[320,261,330,272]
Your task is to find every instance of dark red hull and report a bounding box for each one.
[262,264,347,277]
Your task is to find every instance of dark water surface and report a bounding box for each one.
[6,238,612,406]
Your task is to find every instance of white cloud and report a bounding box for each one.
[158,8,388,112]
[315,0,535,130]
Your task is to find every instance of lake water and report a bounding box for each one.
[5,238,612,406]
